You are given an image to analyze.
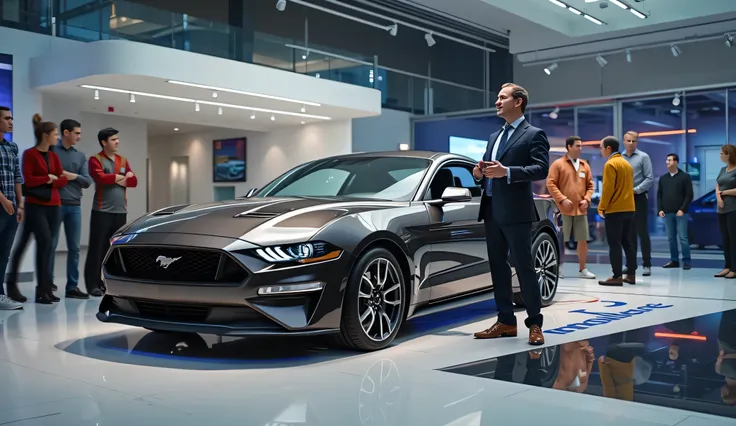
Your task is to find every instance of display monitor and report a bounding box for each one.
[213,137,246,182]
[449,136,487,161]
[0,54,12,142]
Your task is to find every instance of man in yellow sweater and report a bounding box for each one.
[598,136,637,286]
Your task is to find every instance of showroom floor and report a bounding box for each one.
[1,263,736,425]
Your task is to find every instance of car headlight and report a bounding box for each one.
[254,241,342,264]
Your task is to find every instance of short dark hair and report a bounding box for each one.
[0,106,9,113]
[501,82,529,113]
[97,127,119,147]
[566,136,582,149]
[602,136,620,153]
[667,153,679,163]
[60,119,81,135]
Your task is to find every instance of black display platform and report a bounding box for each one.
[440,309,736,419]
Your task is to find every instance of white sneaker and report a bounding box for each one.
[559,270,565,279]
[643,266,651,276]
[579,268,596,279]
[0,294,23,310]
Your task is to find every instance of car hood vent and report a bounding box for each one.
[150,204,190,216]
[235,211,280,219]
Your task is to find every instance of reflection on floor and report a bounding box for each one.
[441,308,736,420]
[1,263,736,425]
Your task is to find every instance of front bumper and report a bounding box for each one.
[97,233,350,336]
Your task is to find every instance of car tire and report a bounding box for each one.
[512,232,559,308]
[336,247,406,351]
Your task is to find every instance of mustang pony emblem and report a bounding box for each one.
[156,255,182,269]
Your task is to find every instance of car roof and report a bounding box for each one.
[327,150,475,163]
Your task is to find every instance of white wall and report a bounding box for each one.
[41,96,149,251]
[514,38,736,105]
[351,109,412,153]
[148,120,352,210]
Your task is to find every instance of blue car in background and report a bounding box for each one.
[688,190,722,249]
[215,159,245,181]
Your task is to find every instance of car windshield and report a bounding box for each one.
[255,157,430,201]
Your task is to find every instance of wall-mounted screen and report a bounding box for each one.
[213,137,246,182]
[449,136,487,161]
[0,54,12,142]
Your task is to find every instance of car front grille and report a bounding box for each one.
[133,300,211,323]
[105,246,248,284]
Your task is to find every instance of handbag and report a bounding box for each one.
[21,151,54,202]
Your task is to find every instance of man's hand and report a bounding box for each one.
[16,206,23,223]
[598,210,605,219]
[63,170,78,180]
[676,210,684,217]
[579,199,589,210]
[0,197,14,216]
[561,199,573,209]
[473,162,483,180]
[659,211,665,218]
[483,161,508,179]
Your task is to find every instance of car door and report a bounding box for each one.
[421,161,490,302]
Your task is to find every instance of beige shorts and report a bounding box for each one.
[562,215,590,242]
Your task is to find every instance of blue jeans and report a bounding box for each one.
[0,204,19,295]
[664,212,691,263]
[50,205,82,291]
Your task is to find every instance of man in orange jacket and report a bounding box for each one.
[547,136,596,279]
[597,136,636,286]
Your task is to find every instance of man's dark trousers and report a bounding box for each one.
[606,212,637,277]
[482,197,543,328]
[84,210,126,292]
[631,193,651,267]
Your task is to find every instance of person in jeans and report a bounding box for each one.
[84,127,137,296]
[597,136,636,286]
[0,106,23,310]
[657,153,693,270]
[622,131,654,277]
[50,119,91,299]
[546,136,596,279]
[715,144,736,279]
[6,114,68,304]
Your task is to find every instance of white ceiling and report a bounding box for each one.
[36,74,366,134]
[406,0,736,53]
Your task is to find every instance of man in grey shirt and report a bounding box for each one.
[622,131,654,276]
[50,119,91,299]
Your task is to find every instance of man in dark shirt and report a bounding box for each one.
[657,153,693,269]
[84,127,137,296]
[0,106,23,310]
[50,119,92,299]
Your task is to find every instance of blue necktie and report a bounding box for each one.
[484,124,512,197]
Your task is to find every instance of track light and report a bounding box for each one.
[549,106,560,120]
[212,91,218,98]
[271,115,275,121]
[670,45,682,57]
[544,63,558,75]
[301,106,306,113]
[276,0,286,11]
[425,33,436,47]
[630,8,646,19]
[625,48,632,63]
[218,107,223,115]
[726,34,734,47]
[250,114,256,119]
[672,93,681,106]
[129,93,135,103]
[195,102,200,112]
[387,23,398,36]
[609,0,628,9]
[167,80,322,106]
[595,55,608,67]
[94,89,99,100]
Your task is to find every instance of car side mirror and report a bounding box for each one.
[440,187,472,203]
[244,187,259,198]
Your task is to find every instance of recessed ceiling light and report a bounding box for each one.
[271,115,275,121]
[174,128,179,131]
[250,114,256,119]
[167,80,321,106]
[300,121,305,124]
[79,85,332,120]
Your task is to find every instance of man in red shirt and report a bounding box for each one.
[83,127,137,296]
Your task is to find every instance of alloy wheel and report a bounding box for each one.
[358,258,403,342]
[534,239,557,302]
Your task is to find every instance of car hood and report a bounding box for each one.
[120,196,400,244]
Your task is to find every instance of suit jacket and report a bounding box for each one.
[477,119,550,225]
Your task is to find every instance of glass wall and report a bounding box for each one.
[414,86,736,264]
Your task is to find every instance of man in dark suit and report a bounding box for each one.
[472,83,550,346]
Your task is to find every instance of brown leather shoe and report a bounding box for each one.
[598,276,623,286]
[474,321,517,339]
[623,275,636,285]
[529,325,544,346]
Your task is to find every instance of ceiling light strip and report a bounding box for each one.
[80,85,331,120]
[166,80,322,107]
[547,0,607,25]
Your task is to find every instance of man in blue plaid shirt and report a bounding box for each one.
[0,106,23,310]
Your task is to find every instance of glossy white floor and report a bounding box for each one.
[1,262,736,425]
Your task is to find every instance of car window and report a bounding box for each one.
[277,169,350,196]
[424,163,481,200]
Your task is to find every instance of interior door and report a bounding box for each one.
[422,162,490,302]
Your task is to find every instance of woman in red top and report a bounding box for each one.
[6,114,67,304]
